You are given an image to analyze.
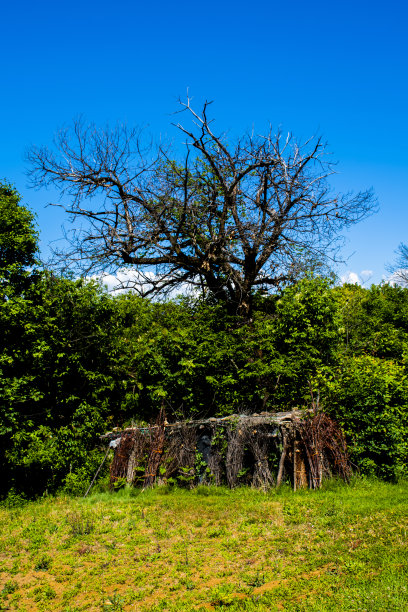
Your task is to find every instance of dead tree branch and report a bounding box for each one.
[28,101,377,319]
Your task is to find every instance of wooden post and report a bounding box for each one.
[294,438,308,490]
[276,430,288,487]
[126,447,137,485]
[317,452,323,488]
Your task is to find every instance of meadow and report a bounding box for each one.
[0,479,407,611]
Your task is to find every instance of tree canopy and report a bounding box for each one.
[28,99,376,318]
[0,182,38,298]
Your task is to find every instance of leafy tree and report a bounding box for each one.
[111,278,341,419]
[27,99,376,319]
[334,283,408,360]
[270,276,341,405]
[0,274,123,497]
[0,182,39,298]
[1,182,406,496]
[325,354,408,480]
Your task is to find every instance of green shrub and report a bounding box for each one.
[325,354,408,480]
[1,488,28,508]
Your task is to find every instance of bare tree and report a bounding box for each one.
[388,243,408,285]
[27,98,377,319]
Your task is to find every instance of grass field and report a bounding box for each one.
[0,479,407,611]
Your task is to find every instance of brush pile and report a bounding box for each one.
[103,410,351,490]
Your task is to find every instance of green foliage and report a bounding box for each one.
[1,488,28,508]
[0,182,39,298]
[0,273,121,497]
[1,194,408,495]
[325,354,408,480]
[266,276,340,404]
[112,477,127,491]
[334,283,408,360]
[34,554,52,571]
[112,278,340,419]
[177,466,196,487]
[63,464,96,497]
[100,592,124,611]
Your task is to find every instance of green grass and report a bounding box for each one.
[0,478,407,611]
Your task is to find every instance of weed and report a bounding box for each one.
[128,487,141,497]
[33,584,56,602]
[210,585,236,607]
[67,511,95,536]
[100,591,124,611]
[195,484,211,496]
[22,519,47,550]
[243,570,266,587]
[34,554,52,571]
[9,561,19,575]
[282,502,304,524]
[1,580,17,596]
[76,544,91,555]
[208,526,227,537]
[112,477,127,491]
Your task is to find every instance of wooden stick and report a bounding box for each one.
[84,445,110,498]
[276,430,288,487]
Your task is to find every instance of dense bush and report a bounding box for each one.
[0,274,123,497]
[325,354,408,480]
[3,275,408,496]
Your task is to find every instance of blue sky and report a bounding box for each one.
[1,0,407,285]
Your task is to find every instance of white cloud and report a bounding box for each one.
[340,271,361,285]
[340,269,377,286]
[95,269,150,294]
[90,268,196,299]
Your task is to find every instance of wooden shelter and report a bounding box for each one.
[101,410,350,491]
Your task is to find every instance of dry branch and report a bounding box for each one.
[105,410,351,490]
[28,100,377,319]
